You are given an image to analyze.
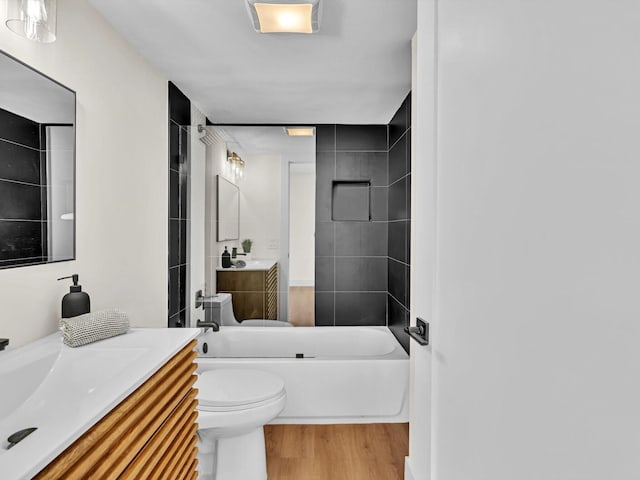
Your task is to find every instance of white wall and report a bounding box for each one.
[0,0,168,346]
[410,1,640,479]
[288,166,315,286]
[239,154,282,261]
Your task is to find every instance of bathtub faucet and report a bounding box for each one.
[197,319,220,333]
[0,338,8,351]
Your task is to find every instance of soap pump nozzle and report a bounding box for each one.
[58,274,81,292]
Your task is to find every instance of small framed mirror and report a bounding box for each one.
[0,50,76,269]
[216,175,239,241]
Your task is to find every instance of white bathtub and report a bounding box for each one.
[196,326,409,424]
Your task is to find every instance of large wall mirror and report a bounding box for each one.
[0,51,76,269]
[216,175,239,241]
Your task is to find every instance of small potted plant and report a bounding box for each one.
[241,238,253,260]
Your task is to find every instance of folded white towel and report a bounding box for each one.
[59,309,130,348]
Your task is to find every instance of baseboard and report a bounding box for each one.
[289,280,314,287]
[405,457,415,480]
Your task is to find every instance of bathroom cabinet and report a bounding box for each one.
[33,340,199,480]
[217,262,278,320]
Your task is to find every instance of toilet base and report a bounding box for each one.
[198,427,268,480]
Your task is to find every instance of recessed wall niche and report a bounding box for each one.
[331,180,371,221]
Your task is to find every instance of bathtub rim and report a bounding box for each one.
[196,325,409,360]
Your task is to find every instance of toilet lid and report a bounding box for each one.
[196,369,285,409]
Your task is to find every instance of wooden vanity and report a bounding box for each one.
[31,337,199,480]
[217,260,278,320]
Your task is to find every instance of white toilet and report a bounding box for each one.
[196,369,286,480]
[203,292,292,327]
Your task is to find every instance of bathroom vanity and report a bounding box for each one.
[0,328,199,480]
[217,260,278,320]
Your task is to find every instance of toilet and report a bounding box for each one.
[196,369,286,480]
[203,292,292,327]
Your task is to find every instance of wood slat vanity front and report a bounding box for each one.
[33,340,199,480]
[217,262,278,320]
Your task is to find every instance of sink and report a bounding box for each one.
[0,328,199,480]
[0,337,148,451]
[0,343,59,420]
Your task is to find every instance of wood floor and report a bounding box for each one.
[288,286,315,327]
[265,423,409,480]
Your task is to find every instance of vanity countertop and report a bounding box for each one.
[0,327,199,480]
[217,259,277,272]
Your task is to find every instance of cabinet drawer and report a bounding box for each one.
[218,270,266,292]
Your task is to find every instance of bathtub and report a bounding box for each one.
[196,326,409,424]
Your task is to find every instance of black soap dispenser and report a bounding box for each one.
[58,274,91,318]
[221,247,232,268]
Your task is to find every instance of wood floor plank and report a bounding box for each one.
[265,423,408,480]
[288,287,315,327]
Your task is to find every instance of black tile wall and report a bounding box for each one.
[389,133,407,184]
[389,176,408,221]
[388,220,408,264]
[0,108,40,149]
[0,220,43,261]
[315,124,389,327]
[169,219,180,268]
[168,81,191,328]
[315,125,336,152]
[335,222,387,256]
[0,141,41,184]
[314,256,334,292]
[315,221,335,256]
[0,107,47,266]
[335,125,388,152]
[335,257,387,292]
[335,292,387,326]
[388,295,410,352]
[388,258,407,305]
[336,151,388,186]
[0,181,43,219]
[314,292,334,326]
[387,94,412,352]
[169,82,191,126]
[313,93,411,352]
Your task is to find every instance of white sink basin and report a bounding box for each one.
[0,328,199,480]
[0,342,59,420]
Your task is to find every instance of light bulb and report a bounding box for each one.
[24,0,48,40]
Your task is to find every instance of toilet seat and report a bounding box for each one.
[196,369,285,412]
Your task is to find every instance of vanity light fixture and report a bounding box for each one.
[285,127,315,137]
[245,0,321,34]
[227,151,245,179]
[5,0,57,43]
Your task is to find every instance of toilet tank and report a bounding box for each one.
[202,293,237,326]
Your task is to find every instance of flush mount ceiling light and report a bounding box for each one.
[285,127,315,136]
[5,0,57,43]
[245,0,321,34]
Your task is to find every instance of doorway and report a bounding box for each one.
[288,162,315,326]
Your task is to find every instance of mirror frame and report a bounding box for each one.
[0,49,76,270]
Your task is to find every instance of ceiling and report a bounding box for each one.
[218,126,316,164]
[88,0,417,124]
